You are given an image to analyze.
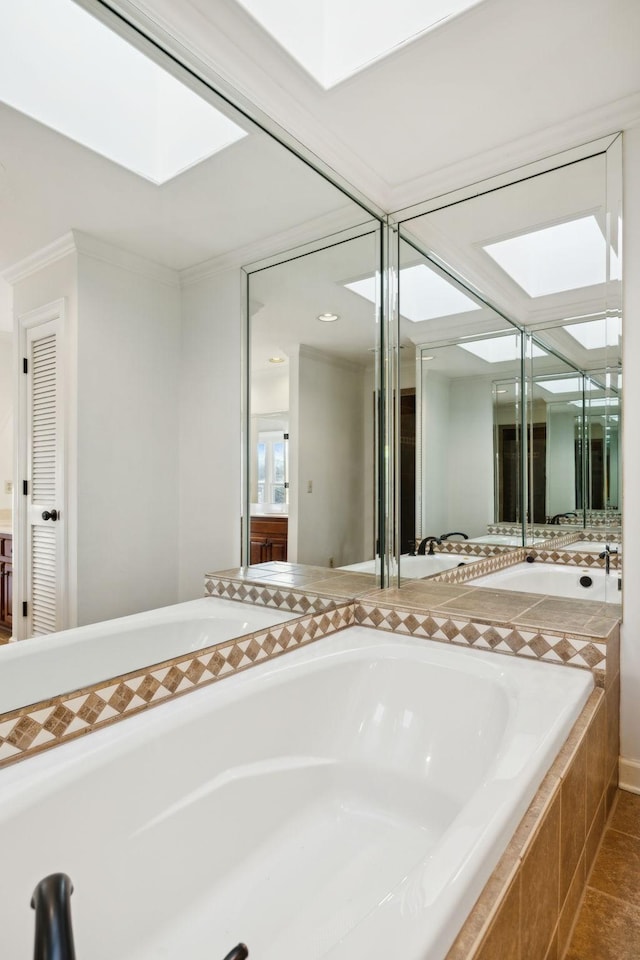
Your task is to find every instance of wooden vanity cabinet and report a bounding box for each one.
[249,516,288,564]
[0,533,12,632]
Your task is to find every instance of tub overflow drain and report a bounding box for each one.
[579,575,593,588]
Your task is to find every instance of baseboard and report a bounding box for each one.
[619,757,640,794]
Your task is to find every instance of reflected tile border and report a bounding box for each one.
[0,604,354,769]
[430,549,526,584]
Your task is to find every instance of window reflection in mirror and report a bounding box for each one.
[246,229,381,571]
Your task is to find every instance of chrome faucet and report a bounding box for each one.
[599,544,618,575]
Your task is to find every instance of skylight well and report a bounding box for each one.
[563,317,622,351]
[0,0,247,184]
[458,336,545,364]
[483,215,607,298]
[233,0,486,88]
[345,264,481,323]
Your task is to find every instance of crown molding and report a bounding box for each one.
[298,342,364,374]
[72,231,179,287]
[180,207,376,287]
[389,93,640,212]
[3,233,76,285]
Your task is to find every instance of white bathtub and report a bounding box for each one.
[0,626,593,960]
[0,598,296,713]
[339,553,469,577]
[564,540,620,553]
[469,535,546,546]
[470,562,621,602]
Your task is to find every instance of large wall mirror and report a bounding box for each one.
[245,229,381,573]
[395,135,622,584]
[0,0,378,711]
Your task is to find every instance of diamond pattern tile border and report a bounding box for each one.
[204,576,341,613]
[0,604,354,769]
[354,602,608,678]
[430,549,526,584]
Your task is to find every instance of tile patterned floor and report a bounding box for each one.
[565,790,640,958]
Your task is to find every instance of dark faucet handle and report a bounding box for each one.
[222,944,249,960]
[31,873,76,960]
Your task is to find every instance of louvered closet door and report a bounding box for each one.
[26,319,64,637]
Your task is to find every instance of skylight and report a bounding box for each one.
[536,378,587,395]
[233,0,486,89]
[563,317,622,351]
[345,264,481,323]
[458,336,545,364]
[483,215,606,298]
[570,397,619,408]
[0,0,247,184]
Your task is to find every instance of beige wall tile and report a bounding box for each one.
[560,740,587,905]
[475,877,521,960]
[521,793,561,960]
[585,695,607,833]
[558,852,585,958]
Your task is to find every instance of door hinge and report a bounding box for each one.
[284,433,289,440]
[22,601,28,618]
[22,480,28,496]
[23,357,28,374]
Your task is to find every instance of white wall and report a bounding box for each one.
[447,378,494,537]
[421,371,449,536]
[178,269,242,599]
[546,407,576,516]
[620,124,640,790]
[421,373,494,539]
[76,247,181,624]
[0,335,13,511]
[294,346,365,567]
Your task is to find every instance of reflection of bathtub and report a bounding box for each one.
[0,627,593,960]
[339,553,468,578]
[565,540,620,553]
[0,598,295,713]
[470,563,621,602]
[469,535,547,546]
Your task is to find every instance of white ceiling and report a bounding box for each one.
[123,0,640,209]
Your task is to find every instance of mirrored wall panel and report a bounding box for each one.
[246,229,381,572]
[0,0,377,711]
[396,136,622,596]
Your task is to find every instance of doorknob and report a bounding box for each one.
[42,510,59,522]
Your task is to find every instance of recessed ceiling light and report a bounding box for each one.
[458,336,545,363]
[1,0,247,184]
[268,356,285,364]
[483,215,606,297]
[421,355,435,361]
[345,264,481,323]
[317,313,339,322]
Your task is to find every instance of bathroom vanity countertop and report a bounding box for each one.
[0,525,11,536]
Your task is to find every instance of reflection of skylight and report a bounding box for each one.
[233,0,486,89]
[0,0,247,184]
[537,378,587,394]
[483,215,606,297]
[570,397,619,408]
[563,317,622,350]
[345,264,481,323]
[458,336,544,363]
